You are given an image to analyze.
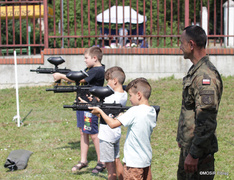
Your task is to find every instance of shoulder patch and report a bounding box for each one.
[200,90,214,105]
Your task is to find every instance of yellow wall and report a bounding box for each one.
[0,5,53,19]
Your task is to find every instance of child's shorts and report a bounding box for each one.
[99,139,120,162]
[76,111,99,134]
[123,164,152,180]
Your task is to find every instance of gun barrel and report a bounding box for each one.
[46,85,92,94]
[63,102,129,117]
[46,86,77,93]
[63,104,91,111]
[46,88,56,92]
[30,68,71,74]
[30,68,55,74]
[63,105,75,108]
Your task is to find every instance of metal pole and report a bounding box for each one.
[14,51,20,127]
[43,0,49,48]
[185,0,189,27]
[62,0,64,48]
[28,26,31,55]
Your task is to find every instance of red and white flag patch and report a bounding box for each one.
[202,79,211,85]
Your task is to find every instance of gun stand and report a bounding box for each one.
[12,115,21,125]
[13,109,33,125]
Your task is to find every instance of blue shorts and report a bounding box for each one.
[76,111,99,134]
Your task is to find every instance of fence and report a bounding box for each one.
[0,0,233,56]
[0,0,48,56]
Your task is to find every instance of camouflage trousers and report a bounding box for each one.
[177,148,215,180]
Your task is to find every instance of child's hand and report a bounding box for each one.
[88,107,101,116]
[78,97,87,103]
[88,95,100,102]
[53,73,62,82]
[116,112,124,117]
[87,95,93,102]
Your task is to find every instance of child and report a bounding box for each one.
[53,46,106,173]
[90,78,157,180]
[98,66,127,179]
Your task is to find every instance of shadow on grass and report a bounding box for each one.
[56,141,99,162]
[72,167,108,180]
[58,141,108,179]
[56,141,80,150]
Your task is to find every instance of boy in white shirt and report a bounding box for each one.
[90,78,157,180]
[98,66,127,179]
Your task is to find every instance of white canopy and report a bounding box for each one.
[96,6,147,24]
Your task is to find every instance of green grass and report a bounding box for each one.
[0,76,233,180]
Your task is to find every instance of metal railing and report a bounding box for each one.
[0,0,48,56]
[0,0,233,56]
[47,0,233,49]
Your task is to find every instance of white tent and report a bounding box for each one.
[96,6,147,24]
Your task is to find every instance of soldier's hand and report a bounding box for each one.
[184,153,199,173]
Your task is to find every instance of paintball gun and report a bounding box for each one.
[46,70,91,101]
[30,56,71,83]
[63,85,160,118]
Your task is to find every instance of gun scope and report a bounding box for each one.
[47,56,65,67]
[89,85,114,102]
[66,70,89,84]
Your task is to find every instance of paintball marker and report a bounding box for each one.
[46,70,91,101]
[63,85,160,118]
[30,56,71,83]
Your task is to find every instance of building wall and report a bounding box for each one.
[1,53,233,89]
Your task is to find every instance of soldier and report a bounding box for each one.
[177,25,223,180]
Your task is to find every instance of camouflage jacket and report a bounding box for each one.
[177,56,223,159]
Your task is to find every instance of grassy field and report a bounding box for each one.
[0,76,233,180]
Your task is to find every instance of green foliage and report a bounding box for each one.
[0,1,226,49]
[48,0,185,48]
[0,77,233,179]
[1,19,43,53]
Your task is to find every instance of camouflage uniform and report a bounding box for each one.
[177,56,223,180]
